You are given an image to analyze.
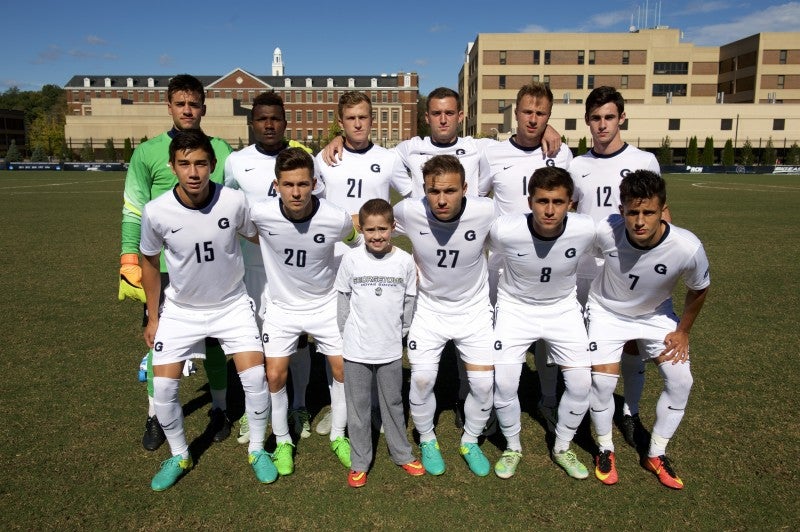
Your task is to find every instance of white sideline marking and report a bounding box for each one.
[691,182,800,192]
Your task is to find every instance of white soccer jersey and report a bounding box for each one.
[250,196,354,312]
[394,196,495,314]
[334,246,417,364]
[590,215,710,317]
[479,138,573,216]
[395,136,494,198]
[570,143,660,224]
[140,183,255,309]
[224,143,322,268]
[316,142,412,213]
[489,212,596,305]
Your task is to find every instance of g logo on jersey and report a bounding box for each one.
[456,148,466,156]
[375,287,383,296]
[314,234,326,243]
[370,163,381,173]
[218,218,230,229]
[154,341,163,352]
[494,340,503,351]
[262,333,270,343]
[546,158,555,167]
[655,263,668,275]
[565,247,576,258]
[588,342,597,351]
[620,169,631,178]
[407,340,417,350]
[465,230,476,241]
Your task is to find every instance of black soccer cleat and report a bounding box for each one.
[142,415,166,451]
[208,408,232,443]
[620,413,645,448]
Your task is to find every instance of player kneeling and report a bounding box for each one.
[140,130,276,491]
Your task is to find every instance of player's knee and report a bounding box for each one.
[562,367,592,398]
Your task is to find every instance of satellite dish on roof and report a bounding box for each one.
[629,25,638,32]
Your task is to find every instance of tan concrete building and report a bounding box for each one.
[459,29,800,153]
[64,49,418,153]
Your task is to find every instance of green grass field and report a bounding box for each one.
[0,171,798,530]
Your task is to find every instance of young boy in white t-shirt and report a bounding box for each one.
[335,198,425,488]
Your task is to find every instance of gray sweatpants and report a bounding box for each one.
[344,358,415,472]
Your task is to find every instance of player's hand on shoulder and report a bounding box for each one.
[321,136,345,166]
[541,124,562,158]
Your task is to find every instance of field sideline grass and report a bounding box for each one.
[0,171,797,530]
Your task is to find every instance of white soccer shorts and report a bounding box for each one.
[262,298,342,358]
[406,303,494,366]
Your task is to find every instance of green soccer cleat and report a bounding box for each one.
[420,440,446,476]
[249,449,278,484]
[460,443,490,477]
[272,441,295,476]
[151,455,193,492]
[494,450,522,479]
[237,414,250,444]
[331,436,352,468]
[552,449,589,479]
[291,408,312,439]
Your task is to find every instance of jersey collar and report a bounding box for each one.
[509,135,541,153]
[625,220,670,250]
[590,143,629,159]
[279,195,320,223]
[527,212,567,241]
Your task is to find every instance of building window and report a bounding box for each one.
[588,75,595,89]
[622,50,630,65]
[620,75,629,89]
[315,110,322,123]
[578,50,584,65]
[668,119,680,131]
[544,50,551,65]
[654,62,689,75]
[286,111,292,123]
[392,128,399,140]
[316,91,323,102]
[382,92,388,103]
[780,50,787,64]
[381,110,388,122]
[533,50,540,65]
[306,110,313,122]
[327,110,334,122]
[778,75,785,89]
[499,75,506,89]
[532,75,539,82]
[589,50,596,65]
[653,84,687,96]
[499,51,506,65]
[565,118,577,130]
[620,119,628,130]
[327,91,334,103]
[296,110,302,123]
[576,75,583,89]
[774,118,785,130]
[543,75,550,86]
[317,128,323,139]
[719,118,732,130]
[392,110,399,122]
[285,128,292,138]
[498,99,505,112]
[284,92,291,103]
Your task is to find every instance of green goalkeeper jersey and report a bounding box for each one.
[120,130,233,270]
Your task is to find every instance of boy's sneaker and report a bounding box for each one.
[642,455,684,489]
[594,450,618,485]
[237,414,250,444]
[208,408,232,442]
[142,415,166,451]
[249,449,278,484]
[400,459,426,476]
[331,436,352,468]
[494,450,522,479]
[420,440,446,476]
[621,413,645,448]
[272,441,295,476]
[552,449,589,479]
[460,443,490,477]
[315,408,332,435]
[290,408,312,439]
[137,354,148,382]
[151,455,193,492]
[348,470,367,488]
[536,400,558,433]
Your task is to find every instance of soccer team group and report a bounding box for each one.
[117,74,710,492]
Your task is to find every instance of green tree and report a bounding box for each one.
[323,122,343,147]
[763,137,777,166]
[701,136,715,166]
[28,113,65,157]
[4,139,22,161]
[577,137,588,155]
[686,136,699,166]
[30,146,47,161]
[140,135,148,144]
[81,141,94,162]
[722,139,734,166]
[787,142,800,165]
[657,136,673,166]
[739,139,754,165]
[237,138,244,150]
[104,138,117,162]
[123,138,133,162]
[416,96,429,138]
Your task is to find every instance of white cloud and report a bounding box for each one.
[685,2,800,44]
[86,35,106,46]
[429,24,447,33]
[159,54,174,66]
[33,45,62,64]
[414,58,429,66]
[519,24,549,33]
[674,1,733,16]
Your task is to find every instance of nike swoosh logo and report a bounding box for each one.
[667,405,685,411]
[480,407,492,412]
[566,424,579,430]
[419,231,430,235]
[171,228,182,233]
[245,168,255,172]
[609,252,619,257]
[590,408,608,413]
[582,173,590,177]
[268,231,278,236]
[569,411,583,416]
[254,408,268,415]
[503,165,513,170]
[516,252,528,256]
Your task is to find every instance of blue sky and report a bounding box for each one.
[2,1,798,95]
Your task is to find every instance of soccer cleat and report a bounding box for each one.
[208,408,232,443]
[249,449,278,484]
[348,470,367,488]
[290,408,312,439]
[494,450,522,479]
[420,440,446,476]
[315,408,332,435]
[621,413,645,448]
[401,460,426,476]
[272,441,295,476]
[142,415,166,451]
[237,414,250,444]
[151,455,193,491]
[552,449,589,479]
[137,354,148,382]
[594,450,619,485]
[537,400,558,434]
[331,436,352,468]
[460,443,491,477]
[642,455,684,489]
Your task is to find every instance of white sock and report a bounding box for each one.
[329,378,347,440]
[590,371,619,447]
[597,430,615,454]
[289,344,311,410]
[153,376,188,457]
[653,360,693,440]
[649,432,671,457]
[409,365,438,436]
[463,369,494,440]
[239,365,269,453]
[555,367,591,446]
[270,386,291,443]
[147,395,156,418]
[493,364,522,444]
[621,352,646,416]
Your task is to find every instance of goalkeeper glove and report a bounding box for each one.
[118,253,146,303]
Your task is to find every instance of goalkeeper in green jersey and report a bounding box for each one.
[118,74,234,451]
